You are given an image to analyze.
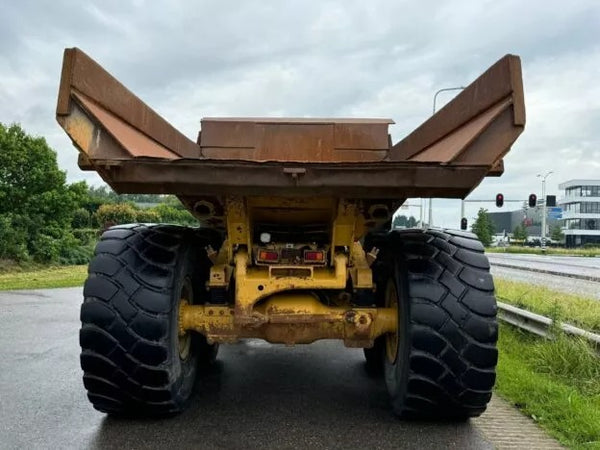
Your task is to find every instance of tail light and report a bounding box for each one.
[258,249,279,262]
[304,250,324,262]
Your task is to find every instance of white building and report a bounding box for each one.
[559,179,600,247]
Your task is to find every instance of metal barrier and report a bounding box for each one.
[497,301,600,352]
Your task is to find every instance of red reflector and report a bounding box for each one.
[304,250,324,261]
[258,250,279,261]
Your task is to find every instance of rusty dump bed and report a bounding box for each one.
[56,48,525,199]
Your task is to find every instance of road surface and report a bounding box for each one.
[0,288,561,449]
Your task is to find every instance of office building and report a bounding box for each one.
[560,180,600,247]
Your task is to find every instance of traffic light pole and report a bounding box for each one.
[538,171,553,249]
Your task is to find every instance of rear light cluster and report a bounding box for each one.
[258,250,279,262]
[256,248,326,264]
[303,250,324,262]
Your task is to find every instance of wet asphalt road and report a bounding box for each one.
[0,287,493,450]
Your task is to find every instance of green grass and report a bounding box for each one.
[487,246,600,257]
[495,278,600,332]
[496,324,600,449]
[0,265,87,290]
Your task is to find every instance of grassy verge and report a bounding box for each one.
[487,246,600,256]
[496,324,600,449]
[0,265,87,290]
[495,278,600,332]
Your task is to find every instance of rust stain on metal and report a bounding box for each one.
[179,293,397,346]
[59,108,95,154]
[72,92,177,159]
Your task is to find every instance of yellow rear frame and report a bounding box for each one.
[179,196,397,347]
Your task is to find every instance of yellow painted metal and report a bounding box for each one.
[177,278,194,360]
[57,107,94,155]
[206,195,380,345]
[208,239,233,289]
[179,292,398,347]
[225,196,250,260]
[385,279,399,363]
[234,249,348,320]
[331,199,357,251]
[348,241,373,290]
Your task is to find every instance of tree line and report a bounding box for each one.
[0,123,196,265]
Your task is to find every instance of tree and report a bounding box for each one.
[471,208,495,247]
[512,224,528,241]
[550,224,564,242]
[0,123,83,262]
[407,216,418,228]
[392,215,407,228]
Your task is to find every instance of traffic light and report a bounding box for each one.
[495,193,504,208]
[460,217,468,230]
[546,195,556,207]
[528,193,537,207]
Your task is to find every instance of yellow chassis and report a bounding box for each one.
[179,196,398,347]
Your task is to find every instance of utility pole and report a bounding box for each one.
[537,171,553,249]
[430,86,465,227]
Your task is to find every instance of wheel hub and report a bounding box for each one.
[178,278,193,360]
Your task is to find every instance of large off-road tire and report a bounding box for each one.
[372,228,498,419]
[79,224,220,415]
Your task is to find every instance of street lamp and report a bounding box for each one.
[429,87,466,227]
[537,170,553,248]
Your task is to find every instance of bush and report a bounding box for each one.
[59,243,94,265]
[72,208,91,229]
[149,203,197,225]
[72,229,99,246]
[94,203,138,228]
[135,209,161,223]
[29,234,61,263]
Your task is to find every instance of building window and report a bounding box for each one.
[580,186,600,197]
[580,202,600,213]
[566,187,581,197]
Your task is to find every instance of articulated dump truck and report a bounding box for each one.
[56,48,525,419]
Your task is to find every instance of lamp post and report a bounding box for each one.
[537,171,553,249]
[429,86,466,227]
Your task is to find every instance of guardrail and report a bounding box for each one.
[497,301,600,351]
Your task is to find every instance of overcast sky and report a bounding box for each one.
[1,0,599,228]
